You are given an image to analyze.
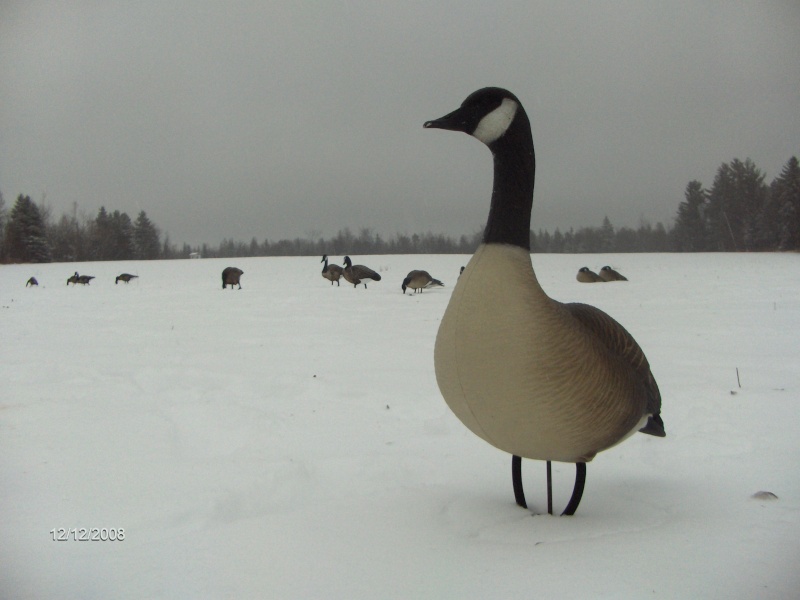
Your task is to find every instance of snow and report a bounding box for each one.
[2,252,799,599]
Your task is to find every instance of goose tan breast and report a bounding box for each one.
[434,244,645,462]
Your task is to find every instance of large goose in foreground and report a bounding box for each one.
[342,256,381,289]
[425,88,664,515]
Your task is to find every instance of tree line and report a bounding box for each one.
[1,155,797,263]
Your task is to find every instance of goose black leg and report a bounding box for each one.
[512,455,526,508]
[511,457,587,516]
[561,462,587,516]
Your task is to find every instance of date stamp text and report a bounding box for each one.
[50,528,125,541]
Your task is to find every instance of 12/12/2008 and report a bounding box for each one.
[50,528,124,541]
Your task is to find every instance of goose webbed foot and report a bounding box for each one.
[512,456,586,516]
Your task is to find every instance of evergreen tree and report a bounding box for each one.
[706,159,767,251]
[771,156,800,250]
[4,194,52,262]
[109,210,135,260]
[673,180,709,251]
[599,216,615,251]
[133,211,161,259]
[0,191,6,261]
[89,206,113,259]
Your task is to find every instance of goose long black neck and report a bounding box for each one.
[483,111,536,250]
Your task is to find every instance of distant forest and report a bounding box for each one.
[1,156,798,263]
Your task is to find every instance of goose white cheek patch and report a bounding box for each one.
[472,98,518,144]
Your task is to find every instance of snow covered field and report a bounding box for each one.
[2,252,799,599]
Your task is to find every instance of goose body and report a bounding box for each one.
[425,88,663,510]
[342,256,381,289]
[26,277,38,287]
[437,245,655,462]
[402,270,444,294]
[576,266,604,283]
[599,266,628,281]
[116,273,138,284]
[222,267,244,289]
[321,255,343,286]
[76,275,95,285]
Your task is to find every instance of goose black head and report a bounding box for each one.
[401,277,411,294]
[343,256,352,267]
[424,87,522,146]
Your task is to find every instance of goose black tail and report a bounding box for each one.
[639,414,666,437]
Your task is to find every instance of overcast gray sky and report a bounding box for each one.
[2,1,799,247]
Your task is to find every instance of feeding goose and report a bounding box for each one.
[402,270,444,294]
[221,267,244,289]
[116,273,138,284]
[342,256,381,289]
[599,266,628,281]
[321,255,343,286]
[26,277,38,287]
[576,267,604,283]
[425,87,664,515]
[67,272,80,285]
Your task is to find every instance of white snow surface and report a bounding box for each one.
[2,253,799,599]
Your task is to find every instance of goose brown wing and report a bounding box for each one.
[565,302,664,436]
[352,265,380,281]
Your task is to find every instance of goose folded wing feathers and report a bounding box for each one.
[565,302,664,436]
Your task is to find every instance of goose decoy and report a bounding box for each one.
[425,87,664,515]
[576,267,604,283]
[342,256,381,289]
[599,266,628,281]
[402,270,444,294]
[26,277,38,287]
[116,273,138,284]
[321,255,343,286]
[221,267,244,289]
[76,275,95,285]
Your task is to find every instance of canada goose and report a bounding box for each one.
[402,270,444,294]
[425,88,664,515]
[76,275,95,285]
[576,267,604,283]
[26,277,38,287]
[321,255,343,286]
[116,273,138,284]
[342,256,381,289]
[599,266,628,281]
[67,272,80,285]
[221,267,244,290]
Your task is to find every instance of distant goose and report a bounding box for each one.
[221,267,244,290]
[26,277,38,287]
[116,273,138,284]
[67,272,80,285]
[342,256,381,289]
[321,255,343,286]
[402,270,444,294]
[576,267,604,283]
[599,266,628,281]
[425,87,664,515]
